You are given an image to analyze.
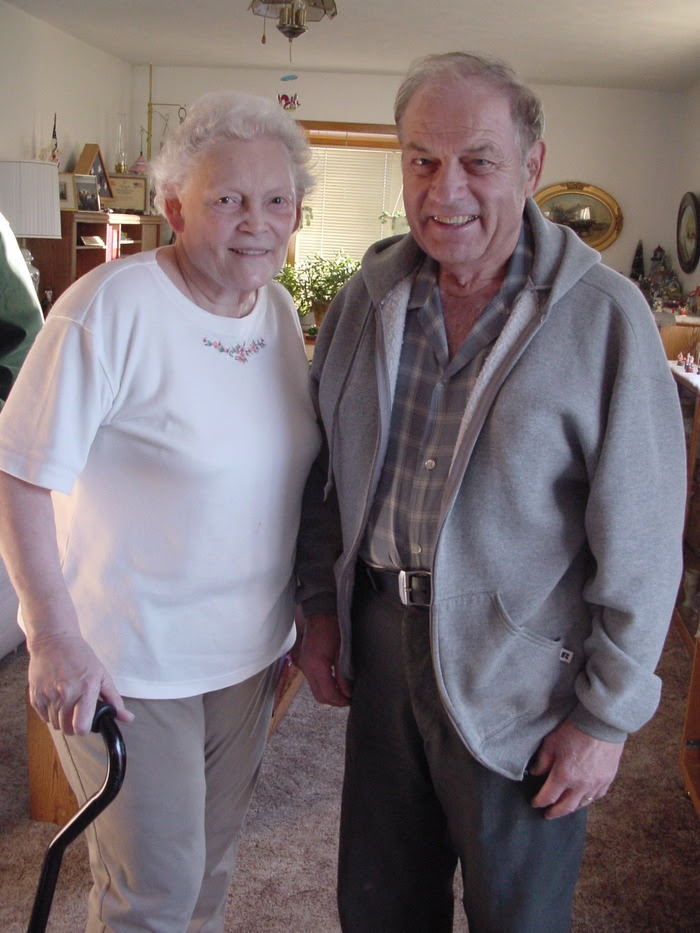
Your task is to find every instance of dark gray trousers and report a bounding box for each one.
[338,571,587,933]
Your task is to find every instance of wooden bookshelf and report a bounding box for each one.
[24,211,165,307]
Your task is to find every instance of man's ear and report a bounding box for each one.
[524,140,546,195]
[163,196,185,234]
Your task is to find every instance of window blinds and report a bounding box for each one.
[295,147,405,263]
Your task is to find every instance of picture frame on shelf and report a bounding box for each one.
[58,172,76,210]
[102,174,148,213]
[534,181,623,251]
[74,173,100,212]
[74,143,113,200]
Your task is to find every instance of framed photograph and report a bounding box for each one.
[534,182,623,251]
[58,172,76,210]
[102,175,148,213]
[74,143,113,200]
[74,173,101,212]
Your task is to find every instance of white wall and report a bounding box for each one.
[131,65,400,139]
[0,0,131,170]
[2,1,698,293]
[535,84,685,276]
[136,65,693,279]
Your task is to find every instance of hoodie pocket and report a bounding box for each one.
[432,590,576,747]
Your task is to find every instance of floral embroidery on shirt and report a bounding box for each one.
[202,337,266,363]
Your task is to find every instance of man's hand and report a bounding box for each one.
[528,719,624,819]
[297,612,352,707]
[28,631,133,736]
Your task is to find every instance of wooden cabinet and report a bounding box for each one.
[24,211,165,305]
[25,688,77,825]
[659,322,700,362]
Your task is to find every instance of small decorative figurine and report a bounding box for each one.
[630,240,645,281]
[38,113,61,168]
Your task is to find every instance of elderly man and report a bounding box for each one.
[296,52,686,931]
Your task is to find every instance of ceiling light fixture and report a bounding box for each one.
[249,1,337,58]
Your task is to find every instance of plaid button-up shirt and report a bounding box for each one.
[361,220,534,571]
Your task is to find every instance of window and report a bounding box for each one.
[292,122,407,264]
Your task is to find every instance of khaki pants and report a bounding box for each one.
[51,663,277,933]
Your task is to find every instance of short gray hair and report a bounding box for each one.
[150,90,314,214]
[394,52,544,154]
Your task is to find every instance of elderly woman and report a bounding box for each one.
[0,91,319,932]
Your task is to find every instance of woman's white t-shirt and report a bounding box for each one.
[0,251,320,698]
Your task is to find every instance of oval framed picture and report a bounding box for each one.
[534,182,623,251]
[676,191,699,274]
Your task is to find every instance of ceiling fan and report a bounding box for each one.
[249,1,338,51]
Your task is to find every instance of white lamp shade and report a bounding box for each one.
[0,160,61,238]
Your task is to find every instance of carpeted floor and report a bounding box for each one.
[1,626,698,932]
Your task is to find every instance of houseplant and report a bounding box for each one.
[277,251,360,326]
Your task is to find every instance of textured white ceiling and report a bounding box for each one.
[6,0,700,92]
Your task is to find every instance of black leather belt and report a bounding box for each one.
[361,560,432,607]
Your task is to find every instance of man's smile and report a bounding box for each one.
[431,214,479,226]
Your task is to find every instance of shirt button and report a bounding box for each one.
[411,543,422,555]
[425,458,436,470]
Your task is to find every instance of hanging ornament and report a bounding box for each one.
[278,72,300,110]
[159,113,170,152]
[130,152,148,175]
[278,93,300,111]
[130,128,148,174]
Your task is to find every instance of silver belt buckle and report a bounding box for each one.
[398,569,431,606]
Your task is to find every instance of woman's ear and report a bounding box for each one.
[163,196,185,234]
[293,201,303,234]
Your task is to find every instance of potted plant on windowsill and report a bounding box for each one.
[277,252,360,328]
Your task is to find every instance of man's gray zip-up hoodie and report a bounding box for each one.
[296,199,686,780]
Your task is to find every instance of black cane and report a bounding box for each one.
[26,701,127,933]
